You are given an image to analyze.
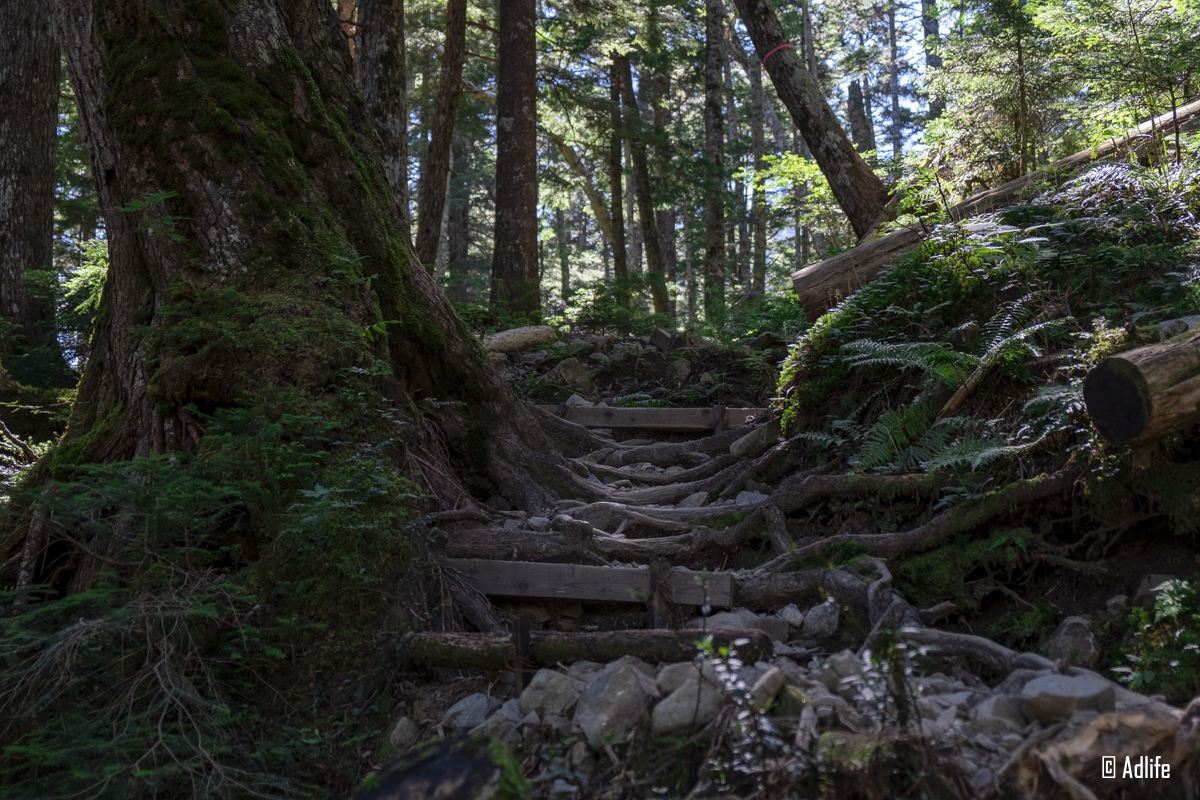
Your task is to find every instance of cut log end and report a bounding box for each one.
[1083,357,1152,446]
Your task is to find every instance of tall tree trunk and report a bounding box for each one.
[556,206,570,303]
[623,140,642,273]
[921,0,943,118]
[723,56,748,286]
[490,0,540,315]
[616,55,668,314]
[704,0,727,322]
[357,0,410,243]
[888,0,902,164]
[0,0,62,383]
[792,126,808,270]
[749,54,767,302]
[848,80,873,153]
[733,0,888,239]
[50,0,570,515]
[650,71,677,307]
[415,0,467,265]
[607,58,628,280]
[547,130,617,257]
[435,144,453,276]
[447,138,471,300]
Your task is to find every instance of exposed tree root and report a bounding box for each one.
[734,567,871,611]
[577,454,740,487]
[770,471,945,514]
[601,442,713,469]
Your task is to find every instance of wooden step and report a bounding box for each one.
[444,558,732,608]
[537,405,767,432]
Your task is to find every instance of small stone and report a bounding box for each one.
[468,698,523,746]
[503,518,522,530]
[651,673,725,735]
[750,616,790,643]
[1046,616,1100,668]
[1106,594,1129,618]
[775,685,811,716]
[520,669,581,718]
[735,490,770,506]
[574,660,658,742]
[684,611,752,631]
[778,604,805,629]
[657,661,718,696]
[665,359,691,384]
[801,598,839,639]
[549,778,577,797]
[443,693,500,732]
[488,350,509,367]
[1020,673,1116,724]
[969,694,1026,735]
[699,372,714,386]
[546,356,596,395]
[750,667,786,707]
[973,768,993,789]
[772,656,805,685]
[527,515,551,532]
[563,393,594,408]
[388,716,420,753]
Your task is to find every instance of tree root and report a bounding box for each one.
[578,454,740,487]
[897,627,1023,673]
[602,442,713,469]
[770,471,945,514]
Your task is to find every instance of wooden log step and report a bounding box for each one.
[536,405,767,432]
[443,558,733,607]
[402,628,773,670]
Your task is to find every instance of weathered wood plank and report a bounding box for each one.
[535,406,766,431]
[443,558,732,607]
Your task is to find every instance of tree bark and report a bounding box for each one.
[357,0,410,243]
[704,0,727,322]
[414,0,467,266]
[1084,331,1200,447]
[650,70,677,302]
[48,0,571,521]
[887,0,902,164]
[847,80,873,153]
[0,0,61,379]
[921,0,944,118]
[490,0,540,315]
[749,55,767,301]
[547,130,617,258]
[556,206,569,303]
[733,0,889,239]
[616,55,667,314]
[607,58,628,280]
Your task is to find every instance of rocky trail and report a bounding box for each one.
[360,329,1200,800]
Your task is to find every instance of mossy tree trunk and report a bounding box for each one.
[49,0,571,509]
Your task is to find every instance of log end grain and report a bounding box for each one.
[1083,357,1152,446]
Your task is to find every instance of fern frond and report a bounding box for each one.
[611,393,671,408]
[841,339,977,386]
[790,431,846,450]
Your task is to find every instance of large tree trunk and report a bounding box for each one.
[490,0,540,315]
[0,0,62,382]
[847,80,873,153]
[732,0,889,239]
[357,0,411,243]
[650,69,677,306]
[704,0,727,322]
[887,0,902,164]
[414,0,466,266]
[922,0,944,118]
[547,130,617,258]
[749,55,767,302]
[607,58,628,280]
[616,55,668,314]
[49,0,572,519]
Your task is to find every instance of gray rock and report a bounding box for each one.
[651,328,675,353]
[684,611,752,631]
[699,371,714,386]
[665,359,691,384]
[750,331,785,351]
[772,656,805,686]
[801,598,839,639]
[574,661,658,742]
[563,393,594,408]
[527,516,551,532]
[993,668,1051,696]
[444,693,500,732]
[502,518,522,530]
[778,604,805,629]
[469,698,524,745]
[735,490,770,506]
[729,419,783,459]
[1012,652,1055,671]
[546,357,595,395]
[1134,574,1178,608]
[651,673,725,735]
[388,715,420,753]
[1020,673,1115,724]
[677,491,709,509]
[969,694,1026,735]
[949,320,982,350]
[657,660,719,696]
[750,615,790,643]
[549,778,577,797]
[1159,315,1200,340]
[519,669,581,718]
[750,667,786,707]
[1046,616,1100,668]
[1106,594,1129,618]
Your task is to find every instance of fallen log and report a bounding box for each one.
[1083,330,1200,446]
[791,98,1200,321]
[483,325,558,353]
[402,628,773,670]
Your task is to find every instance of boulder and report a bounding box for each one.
[750,667,786,707]
[1020,673,1116,724]
[677,491,709,509]
[650,328,676,353]
[487,350,509,368]
[519,669,581,718]
[684,611,752,631]
[665,359,691,384]
[388,715,420,754]
[483,325,558,353]
[353,735,528,800]
[750,616,790,643]
[545,357,596,395]
[574,660,658,742]
[468,699,524,746]
[651,673,725,735]
[801,598,839,639]
[729,419,783,459]
[657,660,719,696]
[1046,616,1100,667]
[443,693,500,733]
[1158,315,1200,340]
[969,694,1027,735]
